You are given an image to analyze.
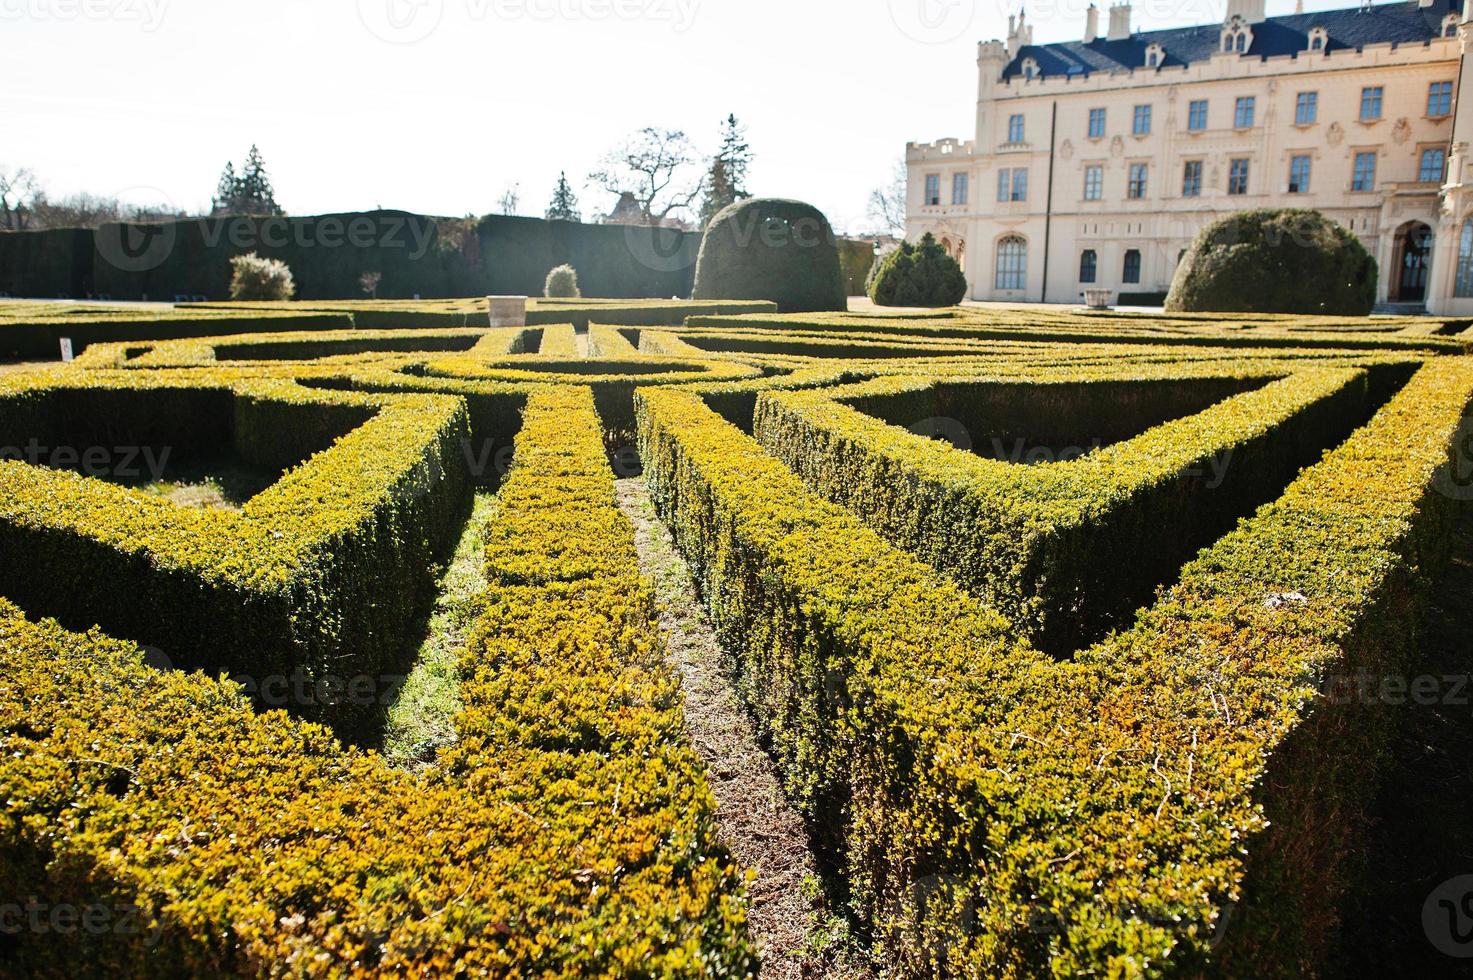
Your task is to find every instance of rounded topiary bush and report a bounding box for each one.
[544,264,581,298]
[229,252,295,301]
[867,233,967,307]
[1165,208,1377,315]
[691,198,847,313]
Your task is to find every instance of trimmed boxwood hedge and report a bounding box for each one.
[636,356,1473,975]
[0,390,753,976]
[1166,209,1378,315]
[691,198,847,313]
[0,374,473,739]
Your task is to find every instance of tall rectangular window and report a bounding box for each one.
[997,169,1009,202]
[924,173,941,206]
[1122,249,1141,284]
[1420,147,1447,183]
[1234,96,1256,128]
[1127,162,1148,199]
[1295,92,1318,125]
[1182,160,1203,197]
[1187,99,1208,131]
[1008,113,1025,143]
[1429,81,1454,117]
[1360,86,1383,121]
[1288,155,1311,193]
[1079,249,1097,283]
[1083,164,1103,200]
[952,172,969,205]
[1228,158,1250,195]
[1088,108,1106,138]
[1352,151,1377,191]
[1132,104,1152,135]
[1011,169,1028,201]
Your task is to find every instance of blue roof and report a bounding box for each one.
[1002,0,1459,80]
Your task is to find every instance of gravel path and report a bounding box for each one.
[616,476,869,979]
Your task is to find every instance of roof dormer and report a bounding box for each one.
[1222,15,1253,54]
[1307,25,1328,50]
[1442,12,1459,37]
[1021,56,1040,79]
[1144,41,1165,68]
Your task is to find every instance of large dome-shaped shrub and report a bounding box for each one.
[1165,209,1376,315]
[867,233,967,307]
[691,198,847,312]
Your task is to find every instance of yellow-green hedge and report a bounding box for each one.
[0,372,471,738]
[636,356,1473,975]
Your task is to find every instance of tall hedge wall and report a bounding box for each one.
[1,212,703,302]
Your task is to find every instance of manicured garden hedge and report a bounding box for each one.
[0,374,471,739]
[0,386,753,974]
[636,356,1473,974]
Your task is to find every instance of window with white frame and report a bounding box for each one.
[1132,105,1152,136]
[1088,108,1106,138]
[995,236,1027,290]
[1083,164,1103,200]
[1187,99,1208,131]
[1234,96,1255,128]
[1360,86,1383,121]
[1127,162,1148,199]
[1420,147,1447,183]
[1295,92,1317,125]
[1288,155,1311,193]
[1182,160,1202,197]
[1429,81,1453,117]
[997,168,1028,202]
[952,172,969,205]
[1008,113,1025,143]
[1228,158,1250,195]
[924,173,941,206]
[1352,151,1376,191]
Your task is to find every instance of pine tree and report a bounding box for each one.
[211,161,238,215]
[545,172,581,222]
[237,145,282,215]
[699,114,752,227]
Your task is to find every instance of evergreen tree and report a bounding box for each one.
[211,146,283,216]
[699,114,751,227]
[545,172,581,221]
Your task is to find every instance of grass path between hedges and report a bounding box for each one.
[382,490,499,769]
[615,476,873,980]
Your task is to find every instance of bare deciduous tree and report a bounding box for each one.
[867,158,909,238]
[0,165,40,231]
[590,128,703,226]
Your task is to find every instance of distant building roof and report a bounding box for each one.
[1001,0,1459,80]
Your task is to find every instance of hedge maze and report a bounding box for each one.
[2,299,1472,976]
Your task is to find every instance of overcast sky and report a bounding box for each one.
[5,0,1345,232]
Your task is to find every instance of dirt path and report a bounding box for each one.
[615,477,868,979]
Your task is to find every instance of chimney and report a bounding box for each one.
[1085,4,1099,42]
[1107,2,1132,40]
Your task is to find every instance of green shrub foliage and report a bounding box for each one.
[867,233,967,307]
[543,263,581,298]
[691,198,847,313]
[228,252,295,301]
[1166,208,1377,315]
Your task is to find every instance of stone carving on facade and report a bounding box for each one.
[1110,135,1124,158]
[1326,121,1343,146]
[1392,118,1412,144]
[1060,138,1074,160]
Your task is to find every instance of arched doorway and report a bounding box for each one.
[1391,221,1433,303]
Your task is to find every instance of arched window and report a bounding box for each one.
[1457,219,1473,297]
[1444,14,1459,38]
[1123,248,1142,284]
[995,236,1028,291]
[1235,32,1246,52]
[1308,26,1328,51]
[1144,43,1164,68]
[1079,249,1098,283]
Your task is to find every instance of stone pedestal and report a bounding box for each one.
[487,295,528,328]
[1083,287,1114,310]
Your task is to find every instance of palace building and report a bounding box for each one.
[906,0,1473,313]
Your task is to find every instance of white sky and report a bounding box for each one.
[4,0,1350,233]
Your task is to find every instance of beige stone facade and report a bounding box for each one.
[907,0,1473,312]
